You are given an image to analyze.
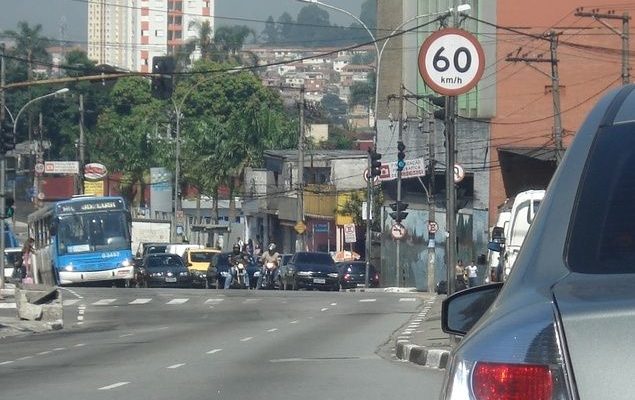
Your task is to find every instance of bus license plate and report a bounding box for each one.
[313,278,325,284]
[166,277,177,283]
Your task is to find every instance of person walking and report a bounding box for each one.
[21,238,35,285]
[455,259,466,291]
[466,260,479,288]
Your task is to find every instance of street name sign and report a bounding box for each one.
[378,157,426,181]
[418,28,485,96]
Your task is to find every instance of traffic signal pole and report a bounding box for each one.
[396,84,404,287]
[0,44,5,291]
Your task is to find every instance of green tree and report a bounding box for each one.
[182,20,216,65]
[294,5,332,46]
[320,93,347,125]
[350,81,373,107]
[276,12,294,43]
[213,25,255,64]
[261,16,279,44]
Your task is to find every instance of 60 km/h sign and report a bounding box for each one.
[418,28,485,96]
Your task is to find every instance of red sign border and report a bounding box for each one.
[418,28,485,96]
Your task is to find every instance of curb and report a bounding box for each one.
[396,341,450,369]
[343,287,420,293]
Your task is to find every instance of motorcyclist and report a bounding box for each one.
[224,243,250,289]
[257,243,280,289]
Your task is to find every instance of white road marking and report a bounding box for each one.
[330,303,337,306]
[37,351,51,355]
[399,298,416,302]
[53,348,66,351]
[17,356,33,361]
[0,303,16,309]
[321,307,329,311]
[205,298,224,303]
[119,333,134,338]
[359,299,377,302]
[78,309,85,315]
[74,343,86,347]
[243,298,262,303]
[266,328,278,333]
[206,349,223,354]
[290,320,299,324]
[77,316,84,321]
[240,337,253,342]
[92,299,116,306]
[98,382,130,391]
[270,358,303,363]
[129,298,152,305]
[167,363,185,369]
[0,360,14,365]
[59,287,83,299]
[166,298,189,305]
[77,322,84,325]
[62,299,80,306]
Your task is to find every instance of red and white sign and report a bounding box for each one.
[44,161,79,175]
[428,221,439,234]
[418,28,485,96]
[363,168,380,185]
[454,164,465,183]
[84,163,108,180]
[391,223,406,240]
[344,223,357,243]
[379,157,426,181]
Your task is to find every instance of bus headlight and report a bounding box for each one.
[121,259,132,267]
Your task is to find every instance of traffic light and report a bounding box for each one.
[389,201,409,223]
[3,197,14,219]
[397,141,406,172]
[429,95,447,120]
[151,56,175,100]
[0,121,14,154]
[369,149,382,177]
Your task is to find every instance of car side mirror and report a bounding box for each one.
[487,241,502,252]
[441,283,503,336]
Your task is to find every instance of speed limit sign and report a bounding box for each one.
[418,28,485,96]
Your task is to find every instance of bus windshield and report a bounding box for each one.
[58,211,130,255]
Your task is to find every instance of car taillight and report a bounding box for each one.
[344,274,351,281]
[373,273,379,281]
[473,362,553,400]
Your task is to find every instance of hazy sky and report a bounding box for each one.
[0,0,366,45]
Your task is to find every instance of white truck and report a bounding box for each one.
[488,189,545,281]
[131,219,172,257]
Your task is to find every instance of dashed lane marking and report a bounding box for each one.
[74,343,86,347]
[17,356,33,361]
[62,299,80,306]
[321,308,329,311]
[0,360,14,365]
[37,351,51,355]
[240,337,253,342]
[359,299,377,302]
[399,298,417,302]
[205,298,225,303]
[129,298,152,305]
[290,320,299,324]
[92,299,116,306]
[266,328,278,333]
[330,303,337,306]
[206,349,223,354]
[98,382,130,391]
[167,363,185,369]
[166,298,189,305]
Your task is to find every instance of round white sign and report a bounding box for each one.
[454,164,465,183]
[391,223,406,240]
[35,163,45,174]
[428,221,439,234]
[418,28,485,96]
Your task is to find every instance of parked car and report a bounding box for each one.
[440,84,635,400]
[183,248,219,288]
[137,253,192,288]
[3,247,23,283]
[289,251,339,291]
[337,261,379,289]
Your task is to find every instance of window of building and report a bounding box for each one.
[155,30,164,37]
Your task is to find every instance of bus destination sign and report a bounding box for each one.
[57,199,125,214]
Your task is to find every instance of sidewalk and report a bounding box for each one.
[394,293,452,369]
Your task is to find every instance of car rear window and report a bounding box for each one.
[340,263,373,274]
[568,121,635,274]
[147,255,183,268]
[294,252,334,265]
[190,252,215,262]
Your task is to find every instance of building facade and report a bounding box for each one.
[88,0,214,72]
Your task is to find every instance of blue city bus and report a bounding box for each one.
[27,196,134,285]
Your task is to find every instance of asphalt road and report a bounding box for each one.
[0,288,444,400]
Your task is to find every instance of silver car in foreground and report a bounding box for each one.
[441,84,635,400]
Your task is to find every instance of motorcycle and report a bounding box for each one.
[259,261,278,290]
[232,262,248,289]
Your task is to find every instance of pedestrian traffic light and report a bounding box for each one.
[151,56,175,100]
[3,197,14,219]
[429,95,446,120]
[397,141,406,172]
[389,201,409,222]
[0,121,14,154]
[370,149,382,177]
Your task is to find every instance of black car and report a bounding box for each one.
[138,253,193,288]
[209,252,259,289]
[337,261,380,289]
[289,251,339,291]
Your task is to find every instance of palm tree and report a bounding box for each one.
[178,20,217,68]
[213,25,255,63]
[3,21,51,77]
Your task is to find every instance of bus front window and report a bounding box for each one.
[58,212,129,254]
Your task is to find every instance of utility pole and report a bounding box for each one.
[443,0,460,296]
[574,9,630,85]
[365,149,372,288]
[78,94,85,194]
[34,112,43,207]
[295,86,306,252]
[426,111,436,293]
[0,44,6,291]
[506,31,563,163]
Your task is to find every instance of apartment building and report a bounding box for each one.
[88,0,214,72]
